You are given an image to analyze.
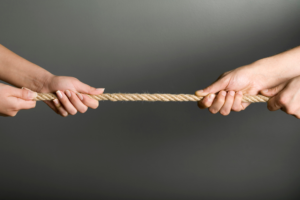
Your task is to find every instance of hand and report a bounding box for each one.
[0,83,36,117]
[195,65,262,115]
[195,46,300,116]
[39,75,104,117]
[195,58,295,115]
[260,75,300,118]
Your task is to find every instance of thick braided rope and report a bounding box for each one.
[34,93,270,103]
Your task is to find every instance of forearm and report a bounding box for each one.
[252,46,300,84]
[0,44,53,92]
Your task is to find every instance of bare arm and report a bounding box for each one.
[0,44,104,117]
[0,44,53,92]
[196,45,300,116]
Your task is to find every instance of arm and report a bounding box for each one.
[0,44,53,92]
[261,75,300,119]
[196,46,300,116]
[0,44,104,117]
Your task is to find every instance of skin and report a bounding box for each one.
[196,46,300,116]
[0,83,36,117]
[0,44,104,117]
[261,76,300,119]
[1,43,300,117]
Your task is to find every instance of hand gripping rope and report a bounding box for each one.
[34,93,269,103]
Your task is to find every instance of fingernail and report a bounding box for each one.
[196,90,208,96]
[66,90,71,98]
[196,90,203,96]
[221,91,226,96]
[53,99,60,106]
[263,89,268,93]
[56,90,62,99]
[208,94,215,100]
[96,88,105,93]
[238,91,243,95]
[22,87,37,99]
[63,112,68,117]
[76,93,83,100]
[229,91,235,96]
[29,91,37,99]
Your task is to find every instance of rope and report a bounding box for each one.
[34,93,270,103]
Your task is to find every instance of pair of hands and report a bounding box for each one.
[2,69,300,118]
[2,51,300,118]
[196,58,300,118]
[0,75,104,117]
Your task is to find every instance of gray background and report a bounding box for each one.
[0,0,300,199]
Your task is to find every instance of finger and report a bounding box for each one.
[74,81,105,95]
[231,91,244,112]
[209,91,226,114]
[220,91,235,116]
[77,93,99,109]
[65,90,88,113]
[197,94,216,109]
[9,87,37,100]
[195,90,209,97]
[293,111,300,119]
[241,102,251,110]
[53,99,68,117]
[12,98,36,110]
[260,83,286,97]
[43,100,59,114]
[267,95,284,111]
[200,77,230,95]
[56,90,77,115]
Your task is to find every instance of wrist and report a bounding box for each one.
[35,72,55,93]
[251,55,298,84]
[256,46,300,80]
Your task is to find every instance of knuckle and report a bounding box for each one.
[267,105,273,111]
[8,111,17,117]
[285,107,295,115]
[216,99,224,105]
[21,90,27,99]
[31,102,37,108]
[60,111,68,117]
[69,110,77,115]
[91,102,99,109]
[278,95,288,105]
[231,106,241,112]
[202,103,210,108]
[209,108,217,114]
[79,107,88,113]
[220,109,229,116]
[10,104,19,111]
[216,95,225,103]
[267,103,275,111]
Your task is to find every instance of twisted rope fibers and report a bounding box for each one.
[34,93,270,103]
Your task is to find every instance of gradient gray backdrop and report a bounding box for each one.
[1,0,300,199]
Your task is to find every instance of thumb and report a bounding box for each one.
[260,83,286,97]
[195,77,230,96]
[75,81,105,95]
[10,87,37,100]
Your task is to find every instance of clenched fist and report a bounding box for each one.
[0,83,36,117]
